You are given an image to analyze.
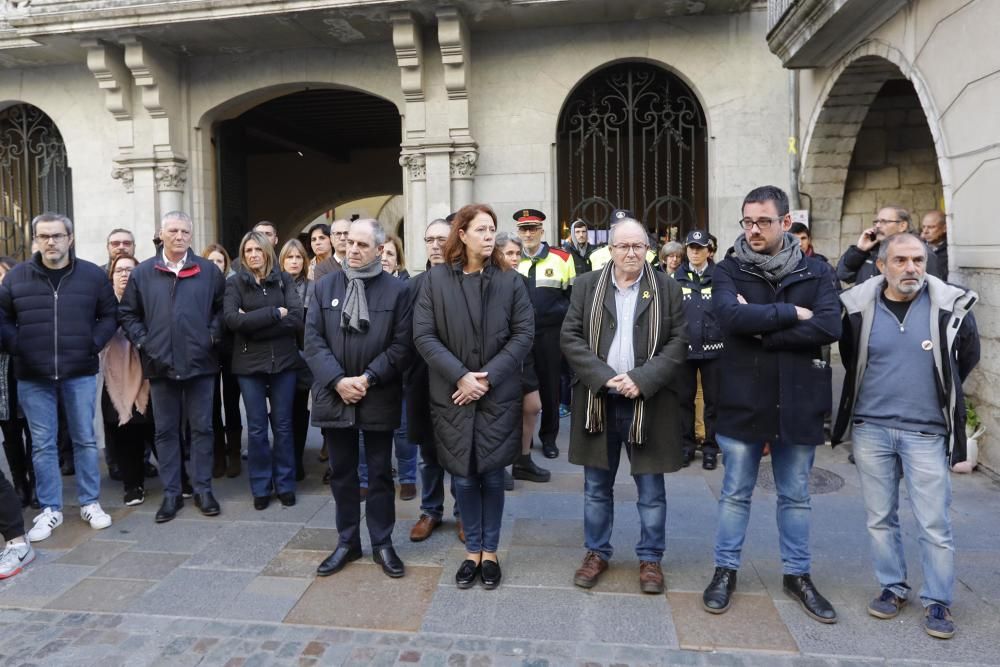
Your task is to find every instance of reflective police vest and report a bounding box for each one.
[673,261,723,359]
[588,245,657,272]
[518,243,575,329]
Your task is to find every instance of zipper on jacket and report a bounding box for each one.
[52,290,59,380]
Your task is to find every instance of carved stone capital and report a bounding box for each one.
[110,165,134,193]
[399,153,426,181]
[154,162,187,191]
[449,150,477,179]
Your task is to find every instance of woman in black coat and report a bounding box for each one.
[224,232,304,510]
[413,204,534,590]
[278,239,313,482]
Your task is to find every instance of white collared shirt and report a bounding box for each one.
[607,272,641,376]
[162,249,189,276]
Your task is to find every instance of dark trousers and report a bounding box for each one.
[0,469,24,540]
[533,326,562,445]
[1,418,32,486]
[212,368,243,435]
[292,387,310,478]
[324,428,395,549]
[453,468,505,553]
[679,357,720,456]
[105,420,155,492]
[150,376,215,497]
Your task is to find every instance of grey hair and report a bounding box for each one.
[495,231,522,249]
[161,210,193,230]
[426,218,449,231]
[352,218,386,245]
[877,232,926,263]
[31,212,73,236]
[659,241,684,261]
[879,205,911,230]
[608,218,644,244]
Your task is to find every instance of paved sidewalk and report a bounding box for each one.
[2,419,999,666]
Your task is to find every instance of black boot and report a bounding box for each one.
[702,567,737,614]
[783,574,837,623]
[512,453,551,482]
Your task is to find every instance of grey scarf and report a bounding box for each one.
[341,258,382,333]
[732,232,803,283]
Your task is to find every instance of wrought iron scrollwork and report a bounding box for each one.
[0,104,72,259]
[558,62,707,243]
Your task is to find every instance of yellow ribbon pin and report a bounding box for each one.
[642,290,651,299]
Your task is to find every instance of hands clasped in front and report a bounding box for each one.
[606,373,640,399]
[335,375,370,404]
[453,371,490,405]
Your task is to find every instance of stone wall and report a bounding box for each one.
[837,82,942,254]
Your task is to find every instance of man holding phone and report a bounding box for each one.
[836,205,943,285]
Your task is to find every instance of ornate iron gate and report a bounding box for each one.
[558,62,707,243]
[0,104,73,259]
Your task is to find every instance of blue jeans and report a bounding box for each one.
[20,375,100,511]
[584,395,666,562]
[358,398,418,487]
[852,421,954,607]
[419,454,458,520]
[453,468,505,553]
[237,370,297,497]
[714,433,816,574]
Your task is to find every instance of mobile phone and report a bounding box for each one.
[865,230,877,242]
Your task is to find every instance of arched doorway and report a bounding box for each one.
[0,103,73,258]
[557,61,708,243]
[213,88,402,255]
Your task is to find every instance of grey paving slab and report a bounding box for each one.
[0,562,95,609]
[125,568,257,618]
[221,575,312,623]
[91,550,191,580]
[45,577,155,613]
[183,521,300,571]
[221,493,330,524]
[504,492,583,520]
[91,513,225,553]
[55,539,134,567]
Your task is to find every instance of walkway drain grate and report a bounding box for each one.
[756,465,845,495]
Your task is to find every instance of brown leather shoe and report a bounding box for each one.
[409,514,441,542]
[573,551,608,589]
[457,519,465,544]
[399,483,417,501]
[639,560,665,594]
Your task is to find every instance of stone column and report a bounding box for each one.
[450,146,478,208]
[400,152,428,268]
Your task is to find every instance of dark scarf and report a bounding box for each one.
[731,232,803,283]
[341,258,382,333]
[584,261,661,446]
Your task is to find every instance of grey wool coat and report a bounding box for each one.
[560,268,688,475]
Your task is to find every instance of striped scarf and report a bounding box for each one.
[584,260,661,446]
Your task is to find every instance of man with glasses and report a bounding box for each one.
[702,186,842,624]
[102,229,135,270]
[314,219,350,281]
[516,209,575,460]
[836,205,943,285]
[0,213,119,542]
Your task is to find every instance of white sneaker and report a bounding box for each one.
[0,540,36,579]
[26,508,63,542]
[80,502,112,530]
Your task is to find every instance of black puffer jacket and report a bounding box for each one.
[224,268,304,376]
[304,270,411,431]
[413,262,534,477]
[404,270,433,448]
[119,252,225,381]
[0,253,118,380]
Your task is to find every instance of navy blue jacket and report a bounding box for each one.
[673,261,723,360]
[713,251,842,446]
[304,270,412,432]
[118,252,225,381]
[0,253,118,381]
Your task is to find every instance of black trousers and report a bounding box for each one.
[678,357,720,456]
[324,428,394,549]
[533,326,562,446]
[106,420,155,492]
[0,468,24,540]
[292,387,310,477]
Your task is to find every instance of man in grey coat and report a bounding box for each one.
[561,218,688,595]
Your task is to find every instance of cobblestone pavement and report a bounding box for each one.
[2,417,999,666]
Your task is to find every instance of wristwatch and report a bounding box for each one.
[363,370,377,387]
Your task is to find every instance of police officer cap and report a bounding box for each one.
[685,229,711,247]
[609,209,634,225]
[514,208,546,227]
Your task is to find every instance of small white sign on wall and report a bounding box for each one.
[791,210,810,227]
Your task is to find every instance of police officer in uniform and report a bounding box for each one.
[673,229,722,470]
[516,209,575,459]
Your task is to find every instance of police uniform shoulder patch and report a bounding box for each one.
[545,268,554,277]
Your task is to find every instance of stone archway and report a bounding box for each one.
[799,42,949,259]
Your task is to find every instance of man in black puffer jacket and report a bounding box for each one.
[0,213,118,543]
[119,211,225,524]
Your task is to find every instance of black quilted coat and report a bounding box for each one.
[412,262,534,477]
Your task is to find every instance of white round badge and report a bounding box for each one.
[921,340,933,351]
[332,298,340,308]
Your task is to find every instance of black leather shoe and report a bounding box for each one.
[542,441,559,459]
[278,492,296,507]
[155,495,183,523]
[455,559,480,589]
[702,567,737,614]
[194,492,221,516]
[702,452,718,470]
[316,545,362,576]
[373,546,405,578]
[783,574,837,623]
[681,450,693,468]
[253,495,270,511]
[481,558,502,590]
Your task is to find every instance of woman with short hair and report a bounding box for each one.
[308,223,333,280]
[659,241,685,275]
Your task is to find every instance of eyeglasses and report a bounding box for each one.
[872,218,902,226]
[330,231,349,238]
[738,217,783,230]
[113,267,133,276]
[610,243,648,256]
[35,233,69,243]
[423,236,448,246]
[108,240,134,248]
